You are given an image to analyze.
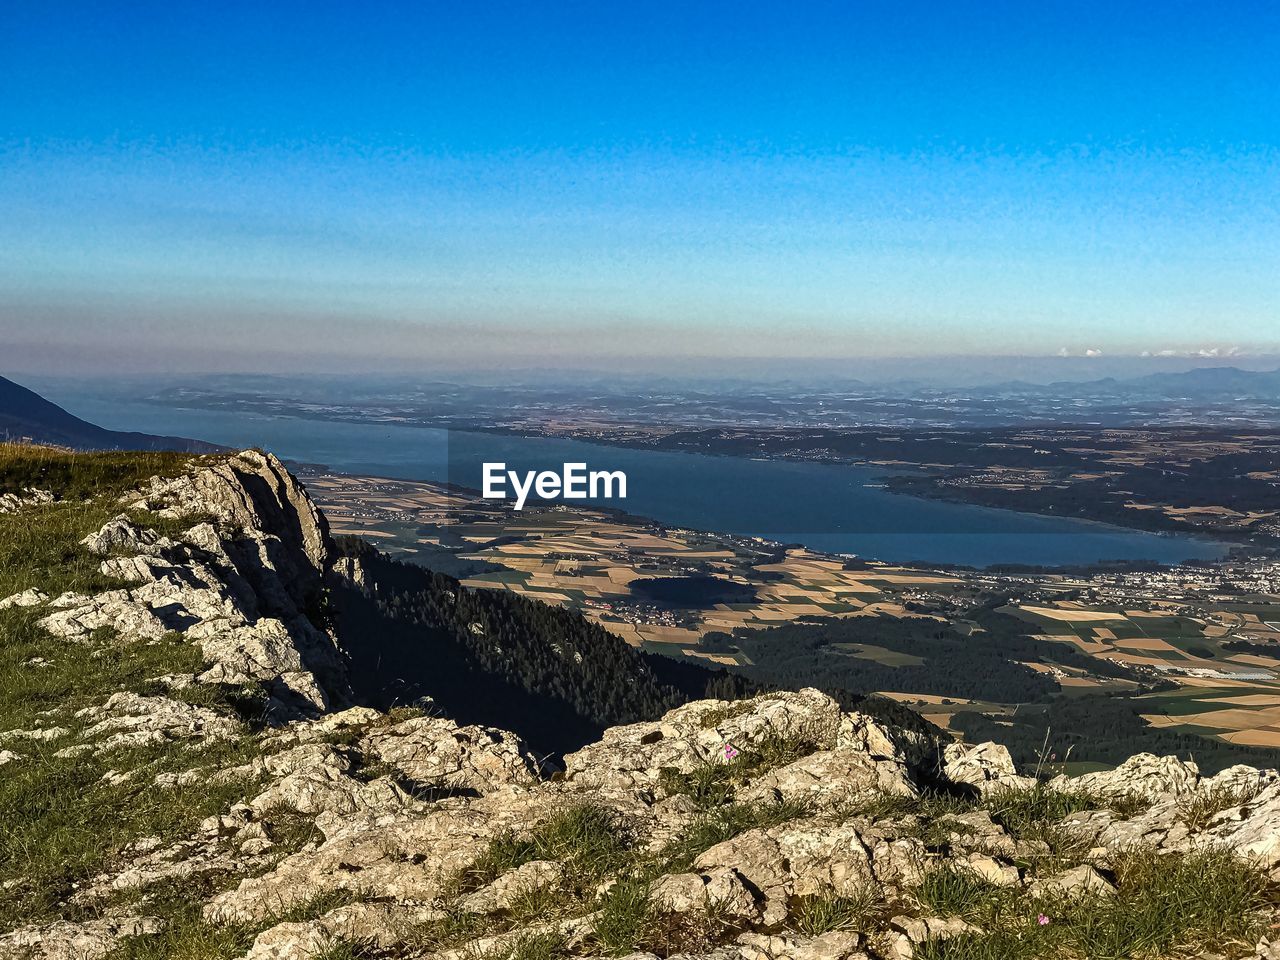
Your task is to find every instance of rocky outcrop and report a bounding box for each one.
[62,692,240,757]
[1062,762,1280,880]
[130,449,331,575]
[561,688,915,801]
[5,450,349,720]
[941,741,1034,795]
[10,672,1280,960]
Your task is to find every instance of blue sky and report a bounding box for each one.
[1,1,1278,374]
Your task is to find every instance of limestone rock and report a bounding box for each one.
[0,726,70,743]
[563,690,850,794]
[885,916,981,959]
[1063,752,1200,801]
[70,692,239,754]
[359,714,542,796]
[0,587,49,609]
[80,516,172,556]
[1029,863,1115,899]
[1194,781,1280,873]
[0,917,161,960]
[37,452,350,720]
[943,742,1034,795]
[461,860,563,913]
[692,821,878,926]
[0,487,54,514]
[128,449,332,577]
[960,852,1020,887]
[736,930,866,960]
[740,747,916,807]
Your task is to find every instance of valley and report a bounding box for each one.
[306,470,1280,772]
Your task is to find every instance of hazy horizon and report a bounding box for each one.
[3,2,1278,373]
[10,354,1280,393]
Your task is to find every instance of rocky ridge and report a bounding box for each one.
[24,450,346,720]
[1,450,1279,960]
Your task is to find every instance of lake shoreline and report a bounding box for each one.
[44,389,1239,569]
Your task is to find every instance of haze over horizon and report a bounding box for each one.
[3,1,1278,375]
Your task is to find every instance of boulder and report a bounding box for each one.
[943,742,1034,794]
[1061,753,1200,801]
[359,714,542,796]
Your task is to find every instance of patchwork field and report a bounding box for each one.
[306,470,1280,750]
[305,471,976,657]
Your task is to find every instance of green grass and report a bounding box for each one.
[458,805,632,894]
[591,875,654,955]
[0,446,261,929]
[789,885,883,934]
[502,881,569,925]
[697,701,755,729]
[980,783,1145,874]
[0,612,264,923]
[255,807,326,855]
[658,725,836,811]
[913,847,1269,960]
[0,735,263,922]
[657,761,737,808]
[104,886,365,960]
[311,939,377,960]
[473,931,570,960]
[914,928,1054,960]
[0,447,215,602]
[403,907,487,953]
[1069,846,1268,958]
[983,783,1129,832]
[840,789,980,847]
[1176,780,1263,830]
[590,874,738,957]
[0,445,201,501]
[915,863,1008,923]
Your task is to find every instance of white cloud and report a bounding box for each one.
[1142,346,1246,359]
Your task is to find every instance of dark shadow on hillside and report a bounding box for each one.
[327,541,757,758]
[331,579,606,757]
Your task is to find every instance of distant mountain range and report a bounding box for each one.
[974,366,1280,401]
[0,374,220,452]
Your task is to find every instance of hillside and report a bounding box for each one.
[0,375,220,453]
[1,446,1279,960]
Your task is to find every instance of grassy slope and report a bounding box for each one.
[0,446,265,922]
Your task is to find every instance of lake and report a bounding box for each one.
[47,388,1230,568]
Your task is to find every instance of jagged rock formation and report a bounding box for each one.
[17,450,349,720]
[2,449,1280,960]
